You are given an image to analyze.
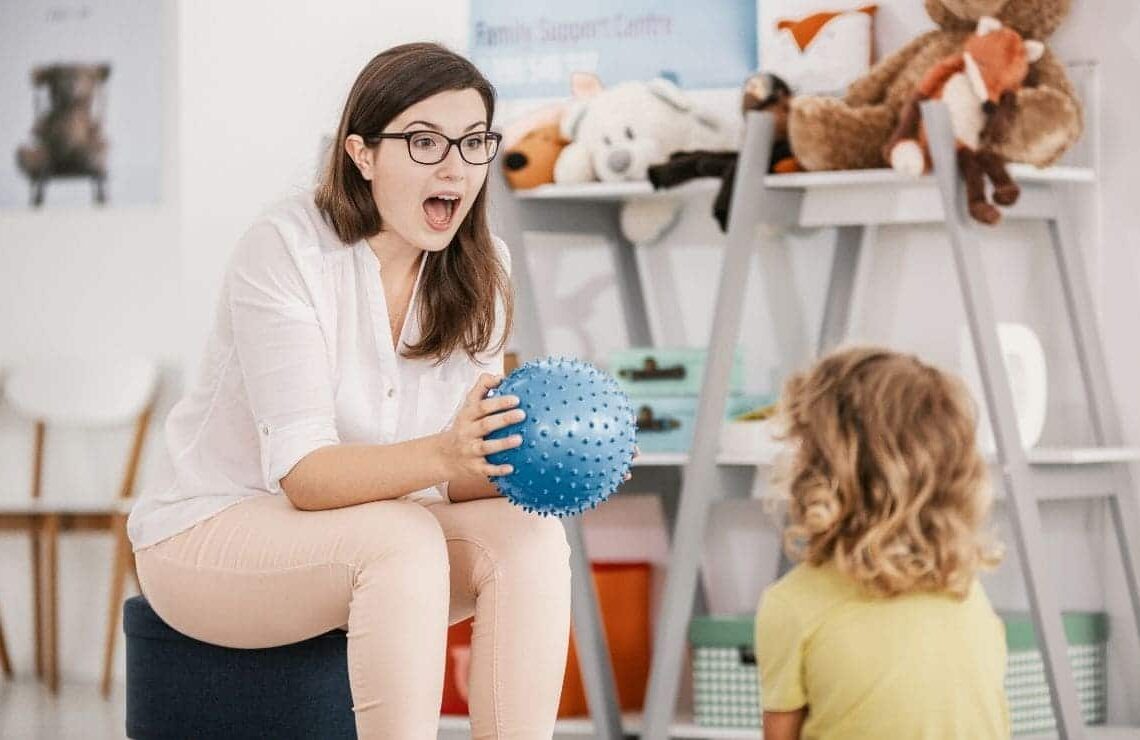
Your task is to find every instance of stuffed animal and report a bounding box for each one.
[885,17,1043,224]
[554,77,735,185]
[16,63,111,207]
[787,0,1081,172]
[502,123,569,190]
[647,72,800,232]
[553,77,736,244]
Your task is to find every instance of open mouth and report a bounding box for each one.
[423,194,461,231]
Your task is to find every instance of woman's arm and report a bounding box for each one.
[281,434,452,511]
[763,709,807,740]
[283,373,523,510]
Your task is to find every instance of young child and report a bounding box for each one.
[755,346,1010,739]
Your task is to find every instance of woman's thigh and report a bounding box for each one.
[135,494,448,648]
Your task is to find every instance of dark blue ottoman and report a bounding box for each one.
[123,595,356,739]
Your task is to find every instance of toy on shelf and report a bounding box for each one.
[786,0,1082,172]
[884,17,1044,224]
[648,72,800,232]
[485,357,636,516]
[553,76,736,244]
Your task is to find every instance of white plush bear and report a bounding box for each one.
[554,78,737,244]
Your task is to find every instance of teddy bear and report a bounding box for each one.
[553,77,737,243]
[787,0,1081,172]
[16,63,112,207]
[501,123,569,190]
[885,17,1044,224]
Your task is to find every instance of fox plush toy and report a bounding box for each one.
[884,16,1045,224]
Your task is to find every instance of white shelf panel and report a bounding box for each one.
[516,178,719,202]
[509,165,1093,203]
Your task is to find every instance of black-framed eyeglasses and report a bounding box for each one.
[362,130,502,165]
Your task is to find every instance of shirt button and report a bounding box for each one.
[387,387,395,399]
[259,423,270,435]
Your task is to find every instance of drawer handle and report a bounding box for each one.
[618,357,687,381]
[636,405,682,432]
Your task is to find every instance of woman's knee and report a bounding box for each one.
[489,501,571,579]
[349,500,450,573]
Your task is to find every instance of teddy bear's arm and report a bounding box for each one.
[993,48,1083,167]
[845,30,943,107]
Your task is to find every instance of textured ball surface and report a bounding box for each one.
[486,357,636,517]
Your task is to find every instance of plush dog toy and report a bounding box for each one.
[885,17,1043,224]
[787,0,1081,171]
[16,63,111,207]
[502,123,569,190]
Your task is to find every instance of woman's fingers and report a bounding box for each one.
[479,408,526,435]
[464,373,503,407]
[475,394,520,419]
[480,434,523,455]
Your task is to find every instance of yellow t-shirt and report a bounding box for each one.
[755,563,1009,740]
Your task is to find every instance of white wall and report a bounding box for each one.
[0,0,1138,723]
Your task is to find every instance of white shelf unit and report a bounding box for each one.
[489,102,1140,739]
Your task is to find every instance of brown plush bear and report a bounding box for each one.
[15,63,111,207]
[787,0,1081,171]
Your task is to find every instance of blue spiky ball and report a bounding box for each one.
[485,357,636,517]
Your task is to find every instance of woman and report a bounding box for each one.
[127,42,572,739]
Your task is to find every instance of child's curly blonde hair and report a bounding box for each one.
[775,346,1002,598]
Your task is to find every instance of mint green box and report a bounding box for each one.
[609,347,745,398]
[633,395,766,453]
[999,611,1108,735]
[689,614,760,729]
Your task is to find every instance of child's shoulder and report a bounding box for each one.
[760,562,862,626]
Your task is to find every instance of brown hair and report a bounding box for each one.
[774,346,1002,598]
[315,42,512,365]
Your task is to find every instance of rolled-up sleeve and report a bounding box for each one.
[227,221,340,494]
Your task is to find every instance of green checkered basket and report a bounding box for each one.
[1001,611,1108,736]
[689,610,1110,732]
[689,614,760,729]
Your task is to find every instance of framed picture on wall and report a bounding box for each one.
[469,0,758,98]
[0,0,165,209]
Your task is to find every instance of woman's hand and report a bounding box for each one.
[623,444,640,482]
[437,373,525,480]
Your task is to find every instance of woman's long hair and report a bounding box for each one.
[774,346,1003,598]
[315,42,512,364]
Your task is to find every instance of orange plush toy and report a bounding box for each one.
[501,123,569,190]
[884,16,1044,224]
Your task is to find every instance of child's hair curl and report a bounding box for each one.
[774,346,1002,598]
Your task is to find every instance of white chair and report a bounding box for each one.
[1,355,158,696]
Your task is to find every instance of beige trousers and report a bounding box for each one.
[135,494,572,739]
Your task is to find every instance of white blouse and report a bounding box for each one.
[127,190,508,551]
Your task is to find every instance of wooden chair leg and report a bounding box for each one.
[43,514,59,694]
[32,526,43,678]
[0,607,13,678]
[101,514,131,698]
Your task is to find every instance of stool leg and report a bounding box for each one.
[101,514,130,698]
[43,514,60,694]
[0,607,13,678]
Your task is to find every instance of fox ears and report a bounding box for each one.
[1024,40,1046,63]
[976,16,1046,63]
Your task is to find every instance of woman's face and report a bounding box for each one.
[354,88,491,253]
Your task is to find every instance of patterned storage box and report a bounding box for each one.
[1001,611,1109,735]
[689,614,760,729]
[609,347,745,398]
[634,396,766,454]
